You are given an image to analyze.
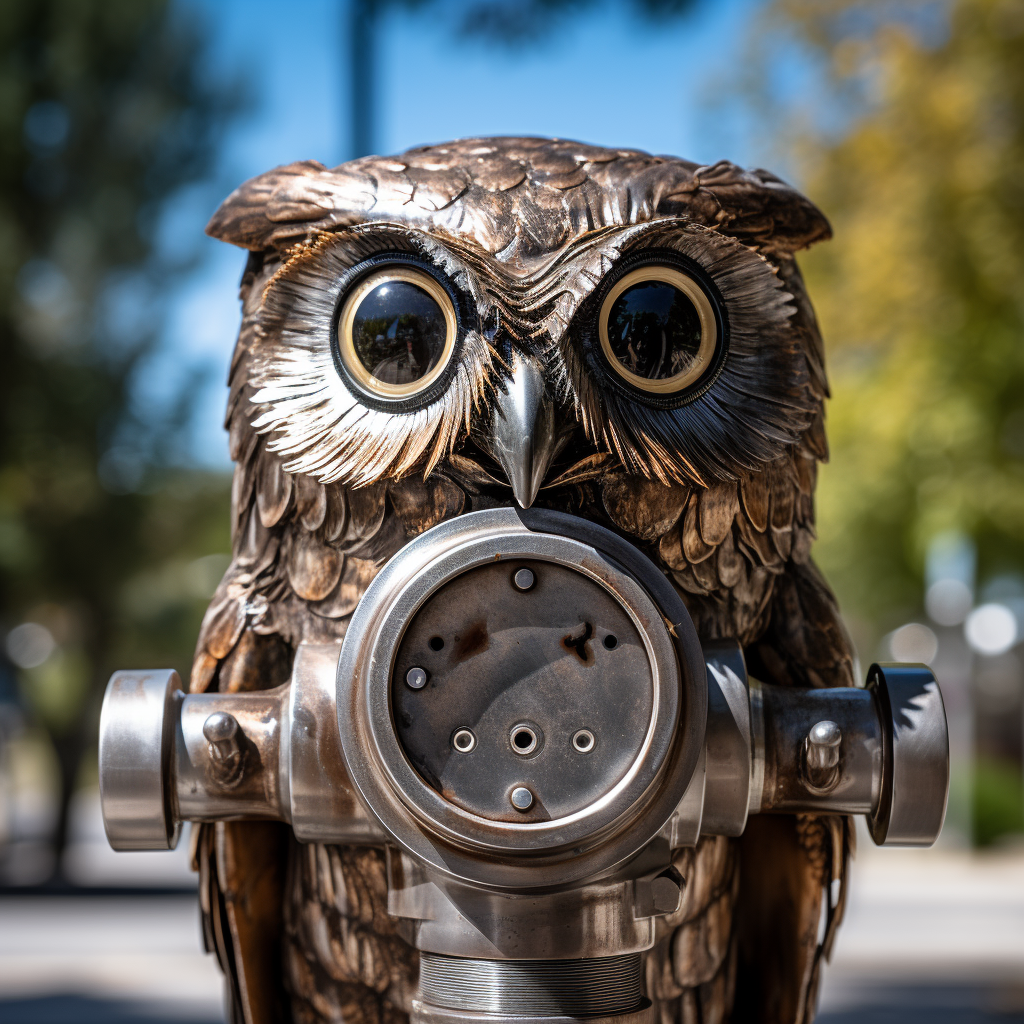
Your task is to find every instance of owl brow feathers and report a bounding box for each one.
[248,225,500,487]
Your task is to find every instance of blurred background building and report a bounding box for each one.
[1,0,1023,1021]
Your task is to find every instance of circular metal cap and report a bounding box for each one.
[511,787,534,811]
[391,559,653,823]
[867,663,949,847]
[98,669,183,851]
[336,507,707,890]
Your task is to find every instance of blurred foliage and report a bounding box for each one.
[0,0,236,873]
[973,758,1024,847]
[765,0,1024,843]
[769,0,1024,635]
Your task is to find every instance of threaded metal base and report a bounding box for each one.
[418,953,643,1018]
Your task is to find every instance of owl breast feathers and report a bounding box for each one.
[192,138,854,1024]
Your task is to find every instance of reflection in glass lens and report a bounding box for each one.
[351,279,448,386]
[607,281,703,380]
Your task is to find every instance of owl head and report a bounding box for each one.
[207,137,830,508]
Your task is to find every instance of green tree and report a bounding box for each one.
[776,0,1024,630]
[760,0,1024,841]
[0,0,237,878]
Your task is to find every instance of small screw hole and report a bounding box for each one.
[453,728,476,753]
[429,636,444,652]
[603,634,618,650]
[572,729,595,753]
[509,725,538,755]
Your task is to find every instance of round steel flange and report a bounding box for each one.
[867,662,950,846]
[337,507,706,890]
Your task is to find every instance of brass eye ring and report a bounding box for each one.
[337,267,458,400]
[597,265,717,394]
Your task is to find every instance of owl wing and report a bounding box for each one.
[189,250,467,1024]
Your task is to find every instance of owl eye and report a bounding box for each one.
[598,266,718,394]
[336,265,458,400]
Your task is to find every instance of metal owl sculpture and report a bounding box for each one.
[97,138,950,1024]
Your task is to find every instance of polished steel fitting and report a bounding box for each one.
[98,507,950,1024]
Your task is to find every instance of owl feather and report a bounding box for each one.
[193,137,853,1024]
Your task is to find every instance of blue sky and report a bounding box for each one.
[153,0,781,467]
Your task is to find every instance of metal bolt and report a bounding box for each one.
[806,720,842,771]
[453,728,476,753]
[513,568,535,591]
[202,712,244,787]
[636,871,684,917]
[203,711,238,745]
[511,786,534,811]
[406,667,428,690]
[650,875,682,914]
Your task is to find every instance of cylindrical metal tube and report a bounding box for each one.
[756,684,882,815]
[175,687,287,821]
[98,645,381,846]
[415,953,645,1022]
[738,666,949,846]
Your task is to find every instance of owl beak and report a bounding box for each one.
[489,351,559,509]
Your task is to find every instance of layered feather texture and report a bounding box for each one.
[193,137,854,1024]
[251,218,821,492]
[250,226,498,486]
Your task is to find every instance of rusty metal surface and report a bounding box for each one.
[392,558,653,823]
[337,507,700,892]
[178,688,287,821]
[757,685,881,815]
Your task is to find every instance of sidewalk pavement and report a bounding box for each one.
[0,838,1021,1023]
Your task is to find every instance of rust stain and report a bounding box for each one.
[562,622,594,663]
[451,620,490,665]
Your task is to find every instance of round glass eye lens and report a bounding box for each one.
[351,279,449,387]
[607,281,703,381]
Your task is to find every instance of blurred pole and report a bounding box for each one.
[349,0,377,158]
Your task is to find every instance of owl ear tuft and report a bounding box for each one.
[206,160,360,251]
[659,161,832,253]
